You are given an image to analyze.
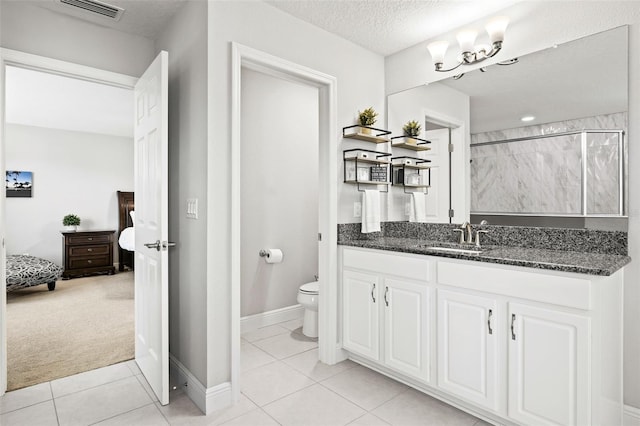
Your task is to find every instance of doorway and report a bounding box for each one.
[230,44,340,400]
[2,64,135,391]
[0,48,143,396]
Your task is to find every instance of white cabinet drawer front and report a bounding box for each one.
[437,260,592,310]
[343,247,432,282]
[508,303,590,426]
[437,289,500,412]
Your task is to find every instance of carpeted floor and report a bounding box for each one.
[6,271,134,391]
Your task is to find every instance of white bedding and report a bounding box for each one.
[119,227,135,251]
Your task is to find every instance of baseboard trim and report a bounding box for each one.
[625,405,640,426]
[169,354,232,415]
[240,304,304,333]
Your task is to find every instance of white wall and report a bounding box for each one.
[5,124,133,265]
[0,1,155,77]
[207,0,385,386]
[155,0,209,387]
[385,1,640,409]
[240,68,319,317]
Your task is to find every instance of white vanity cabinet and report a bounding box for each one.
[342,269,380,360]
[342,247,432,383]
[437,289,500,412]
[340,246,624,426]
[507,303,590,426]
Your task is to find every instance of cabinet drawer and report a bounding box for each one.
[69,255,110,269]
[343,247,432,282]
[66,234,111,245]
[69,245,110,256]
[438,260,592,310]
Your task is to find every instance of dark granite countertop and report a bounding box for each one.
[339,237,631,276]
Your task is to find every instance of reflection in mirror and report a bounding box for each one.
[388,25,628,230]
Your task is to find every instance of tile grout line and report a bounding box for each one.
[0,384,55,415]
[50,381,61,426]
[86,401,158,426]
[51,373,138,401]
[258,406,283,426]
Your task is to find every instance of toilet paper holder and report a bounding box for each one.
[259,250,269,257]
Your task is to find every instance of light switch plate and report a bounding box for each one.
[186,198,198,219]
[354,202,362,218]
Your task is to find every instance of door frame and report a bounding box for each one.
[0,48,137,395]
[230,43,339,400]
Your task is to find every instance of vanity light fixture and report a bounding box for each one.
[521,115,536,122]
[427,16,510,72]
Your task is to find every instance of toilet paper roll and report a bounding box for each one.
[264,249,284,264]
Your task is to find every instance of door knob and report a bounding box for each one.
[162,241,176,250]
[144,240,161,251]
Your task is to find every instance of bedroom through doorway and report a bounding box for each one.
[3,65,136,391]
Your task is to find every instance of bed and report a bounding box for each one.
[6,254,64,292]
[117,191,135,272]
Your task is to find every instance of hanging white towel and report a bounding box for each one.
[409,192,427,223]
[361,189,381,233]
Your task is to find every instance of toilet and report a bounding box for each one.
[297,281,319,338]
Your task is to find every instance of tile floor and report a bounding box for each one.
[0,318,490,425]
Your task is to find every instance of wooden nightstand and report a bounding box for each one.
[62,230,116,279]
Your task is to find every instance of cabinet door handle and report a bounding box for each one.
[487,309,493,335]
[511,314,516,340]
[384,286,389,307]
[371,283,376,303]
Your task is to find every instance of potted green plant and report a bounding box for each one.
[403,120,422,145]
[62,214,81,232]
[358,107,378,135]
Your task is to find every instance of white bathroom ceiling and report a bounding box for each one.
[5,66,133,138]
[265,0,522,56]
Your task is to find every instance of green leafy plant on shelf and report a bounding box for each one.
[403,120,422,138]
[358,107,378,126]
[62,214,81,226]
[357,107,378,135]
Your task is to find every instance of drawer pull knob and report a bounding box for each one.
[87,248,93,252]
[88,238,93,241]
[87,260,92,264]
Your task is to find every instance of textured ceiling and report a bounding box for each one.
[266,0,521,56]
[34,0,188,39]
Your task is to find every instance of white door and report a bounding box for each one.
[0,58,6,394]
[343,270,380,360]
[423,127,450,223]
[383,278,430,382]
[437,289,498,411]
[134,51,170,405]
[508,303,589,426]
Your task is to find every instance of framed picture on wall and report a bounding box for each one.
[6,171,33,198]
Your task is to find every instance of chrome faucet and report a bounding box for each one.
[454,222,474,244]
[462,221,473,244]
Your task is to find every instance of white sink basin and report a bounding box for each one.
[425,246,482,255]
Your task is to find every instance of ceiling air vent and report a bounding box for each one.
[57,0,124,21]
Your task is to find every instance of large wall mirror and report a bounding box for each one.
[387,25,628,230]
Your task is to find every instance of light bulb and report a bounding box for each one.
[427,41,449,66]
[456,30,478,53]
[486,16,509,44]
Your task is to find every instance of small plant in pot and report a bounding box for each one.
[403,120,422,145]
[62,214,81,232]
[358,107,378,135]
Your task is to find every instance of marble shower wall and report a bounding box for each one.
[470,112,627,215]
